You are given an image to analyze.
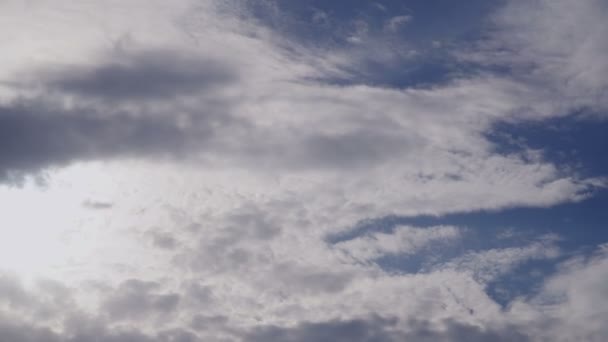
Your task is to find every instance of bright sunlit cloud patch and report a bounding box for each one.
[0,163,126,279]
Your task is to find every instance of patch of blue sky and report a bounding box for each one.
[485,258,562,307]
[242,0,608,309]
[328,190,608,247]
[250,0,500,43]
[488,111,608,179]
[331,191,608,305]
[243,0,507,88]
[328,113,608,305]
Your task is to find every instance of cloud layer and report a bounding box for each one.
[0,0,607,341]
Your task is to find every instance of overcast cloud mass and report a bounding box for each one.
[0,0,607,341]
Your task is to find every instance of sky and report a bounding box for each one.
[0,0,607,341]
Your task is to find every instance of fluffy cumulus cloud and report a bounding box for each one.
[0,0,607,341]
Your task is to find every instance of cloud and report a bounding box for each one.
[0,8,601,221]
[242,315,532,342]
[242,315,401,342]
[101,279,180,321]
[462,0,608,112]
[0,273,75,322]
[0,313,200,342]
[335,225,462,263]
[433,237,561,283]
[0,235,607,341]
[0,50,239,184]
[0,272,34,313]
[384,15,412,32]
[41,49,236,102]
[509,244,608,341]
[146,230,179,250]
[0,313,531,342]
[401,319,531,342]
[0,317,61,342]
[83,200,114,210]
[0,1,606,342]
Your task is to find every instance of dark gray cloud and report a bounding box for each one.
[230,127,417,171]
[146,230,179,250]
[44,50,236,102]
[0,317,61,342]
[153,234,179,250]
[101,279,180,321]
[0,274,75,321]
[0,97,233,184]
[0,273,33,309]
[243,316,401,342]
[243,316,531,342]
[0,47,418,185]
[0,49,240,185]
[190,314,229,332]
[0,276,178,341]
[0,314,201,342]
[183,281,215,306]
[0,313,532,342]
[296,130,411,169]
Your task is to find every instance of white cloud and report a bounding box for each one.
[462,0,608,113]
[384,15,412,32]
[433,238,561,284]
[335,225,462,263]
[508,246,608,341]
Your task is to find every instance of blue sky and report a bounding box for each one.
[0,0,607,341]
